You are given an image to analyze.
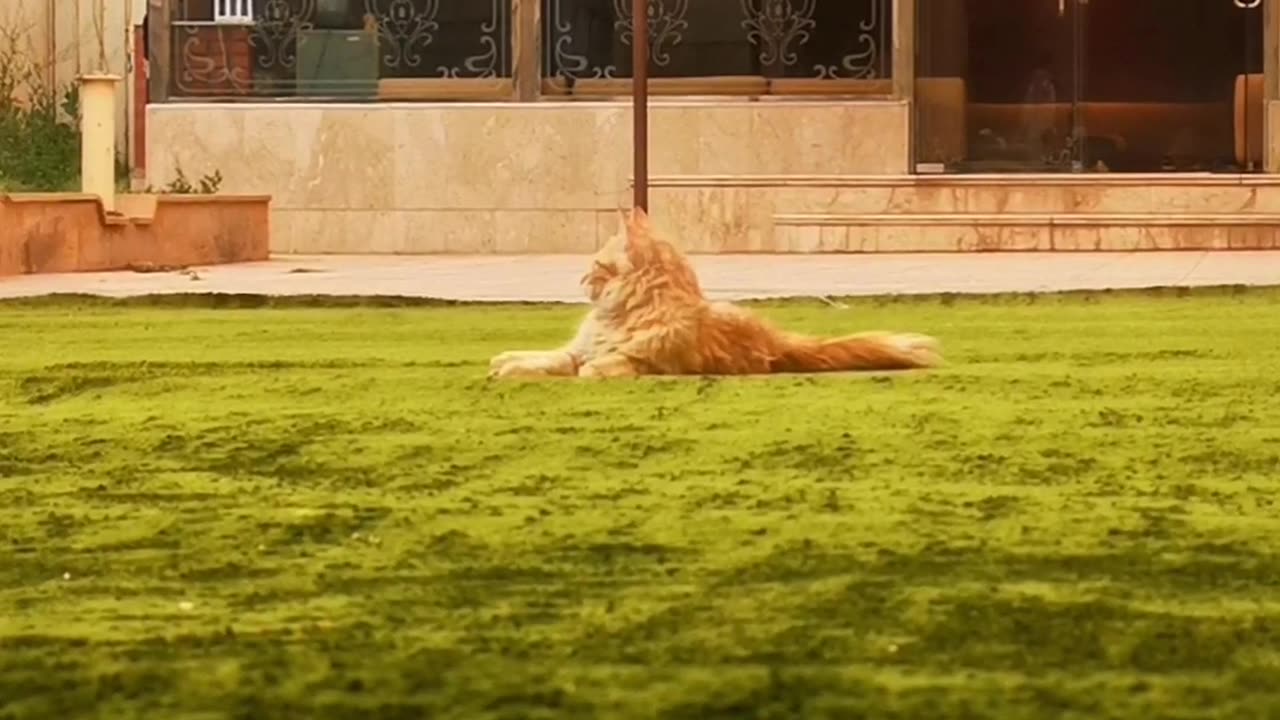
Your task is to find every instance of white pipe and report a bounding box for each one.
[80,73,121,211]
[45,0,56,88]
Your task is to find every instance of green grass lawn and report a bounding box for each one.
[2,290,1280,720]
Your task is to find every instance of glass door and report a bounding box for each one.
[1239,0,1265,172]
[915,0,1266,175]
[1076,0,1265,173]
[915,0,1085,173]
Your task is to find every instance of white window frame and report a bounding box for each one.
[213,0,254,24]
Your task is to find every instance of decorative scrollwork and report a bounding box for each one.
[611,0,689,67]
[249,0,315,70]
[173,0,514,98]
[739,0,816,67]
[545,0,690,80]
[738,0,887,78]
[813,0,886,79]
[364,0,439,69]
[438,0,509,78]
[545,0,888,83]
[177,26,254,94]
[546,0,617,79]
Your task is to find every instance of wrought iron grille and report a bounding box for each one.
[543,0,892,82]
[171,0,512,97]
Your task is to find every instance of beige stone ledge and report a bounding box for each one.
[275,209,612,255]
[653,181,1280,216]
[650,173,1280,187]
[147,101,910,213]
[774,220,1280,253]
[775,213,1280,226]
[272,206,1280,255]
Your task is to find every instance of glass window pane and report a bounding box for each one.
[543,0,891,82]
[171,0,512,99]
[915,0,1265,174]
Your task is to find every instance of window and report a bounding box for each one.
[169,0,513,99]
[542,0,893,96]
[160,0,892,101]
[214,0,253,24]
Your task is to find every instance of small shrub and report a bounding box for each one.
[147,166,224,195]
[0,45,81,191]
[1,20,223,194]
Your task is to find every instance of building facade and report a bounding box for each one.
[145,0,1280,253]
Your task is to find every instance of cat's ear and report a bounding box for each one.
[613,207,630,241]
[627,206,650,229]
[623,206,656,265]
[624,206,652,243]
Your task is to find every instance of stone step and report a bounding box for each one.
[650,173,1280,215]
[772,212,1280,253]
[646,174,1280,253]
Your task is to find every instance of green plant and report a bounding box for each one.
[145,166,224,195]
[0,13,134,193]
[0,50,81,192]
[1,12,222,195]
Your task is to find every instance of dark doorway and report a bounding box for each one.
[915,0,1265,173]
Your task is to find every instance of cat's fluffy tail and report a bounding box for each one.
[771,332,942,373]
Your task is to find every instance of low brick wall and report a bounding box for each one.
[0,193,270,276]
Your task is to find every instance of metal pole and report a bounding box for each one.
[632,0,649,211]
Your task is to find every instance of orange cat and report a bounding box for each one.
[488,208,941,379]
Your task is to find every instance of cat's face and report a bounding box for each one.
[580,229,631,303]
[580,208,701,304]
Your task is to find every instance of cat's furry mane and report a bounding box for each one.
[488,208,941,379]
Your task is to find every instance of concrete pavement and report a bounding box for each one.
[2,252,1279,302]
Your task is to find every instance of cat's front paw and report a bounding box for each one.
[491,362,535,379]
[487,350,578,379]
[488,351,520,373]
